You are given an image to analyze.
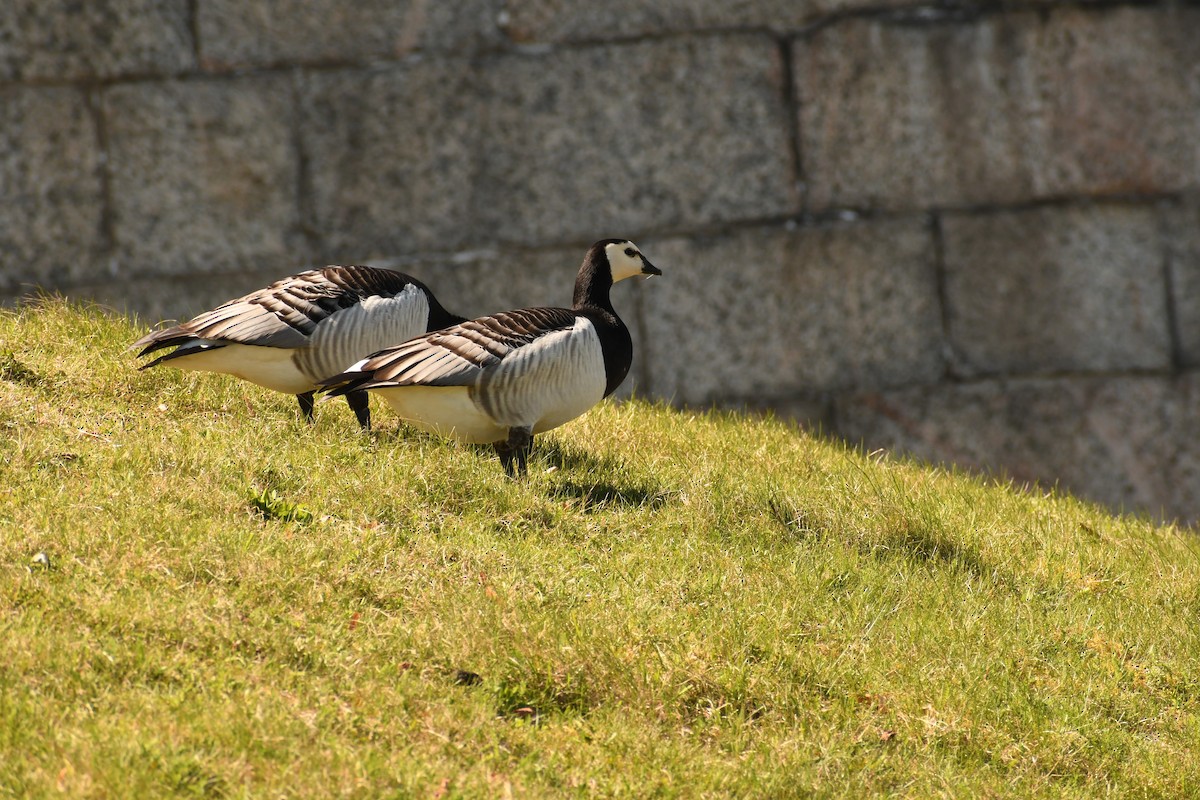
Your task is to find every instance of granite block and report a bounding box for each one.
[0,0,193,80]
[0,87,106,293]
[638,219,943,405]
[835,374,1200,524]
[795,7,1200,211]
[941,205,1170,376]
[104,76,304,278]
[198,0,501,69]
[475,35,798,245]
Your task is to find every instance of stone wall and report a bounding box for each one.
[3,1,1199,521]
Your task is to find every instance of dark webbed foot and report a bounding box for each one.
[345,390,371,430]
[296,391,316,422]
[493,426,534,478]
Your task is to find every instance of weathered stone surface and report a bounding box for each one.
[478,36,796,245]
[724,394,833,431]
[300,62,483,261]
[304,36,797,259]
[638,219,943,406]
[1165,196,1200,368]
[834,374,1200,524]
[379,246,592,319]
[67,267,296,324]
[942,204,1170,376]
[0,0,193,81]
[501,0,1094,41]
[105,76,304,279]
[795,6,1200,211]
[499,0,908,42]
[198,0,501,70]
[0,87,106,294]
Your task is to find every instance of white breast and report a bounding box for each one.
[475,317,607,435]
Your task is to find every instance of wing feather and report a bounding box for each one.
[132,265,434,356]
[322,307,578,395]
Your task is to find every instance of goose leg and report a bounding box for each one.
[494,426,534,478]
[514,429,533,477]
[344,390,371,430]
[296,391,316,422]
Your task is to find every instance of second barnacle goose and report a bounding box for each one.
[321,239,661,477]
[132,266,465,429]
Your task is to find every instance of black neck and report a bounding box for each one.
[428,295,467,329]
[576,308,633,397]
[572,244,616,314]
[571,242,634,397]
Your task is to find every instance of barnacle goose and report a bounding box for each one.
[132,266,465,429]
[321,239,661,477]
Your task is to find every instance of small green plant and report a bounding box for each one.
[248,486,315,524]
[0,349,43,387]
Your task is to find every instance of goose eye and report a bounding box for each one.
[624,248,636,258]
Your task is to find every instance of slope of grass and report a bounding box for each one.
[2,298,1199,798]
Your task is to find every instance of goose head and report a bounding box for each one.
[603,239,662,282]
[575,239,662,311]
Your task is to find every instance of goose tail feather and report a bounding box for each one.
[136,340,226,370]
[130,325,190,357]
[318,366,378,399]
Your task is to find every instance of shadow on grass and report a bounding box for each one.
[445,661,595,723]
[535,438,673,510]
[357,427,672,511]
[767,492,1009,587]
[164,755,228,798]
[882,522,996,581]
[536,438,627,474]
[678,675,769,724]
[548,479,672,512]
[490,667,596,723]
[0,350,48,388]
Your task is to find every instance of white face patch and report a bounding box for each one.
[605,240,647,283]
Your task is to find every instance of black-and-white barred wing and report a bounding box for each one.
[350,307,579,389]
[133,266,423,354]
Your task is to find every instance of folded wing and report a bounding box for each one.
[325,306,578,393]
[132,266,427,360]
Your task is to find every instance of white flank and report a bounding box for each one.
[481,318,607,434]
[374,317,607,443]
[377,386,506,443]
[167,343,314,395]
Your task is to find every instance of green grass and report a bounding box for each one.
[2,298,1200,798]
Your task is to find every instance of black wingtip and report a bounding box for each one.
[133,341,170,360]
[130,323,197,359]
[130,320,185,350]
[130,337,165,358]
[317,370,373,399]
[134,340,228,373]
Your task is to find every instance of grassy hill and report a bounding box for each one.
[2,299,1199,798]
